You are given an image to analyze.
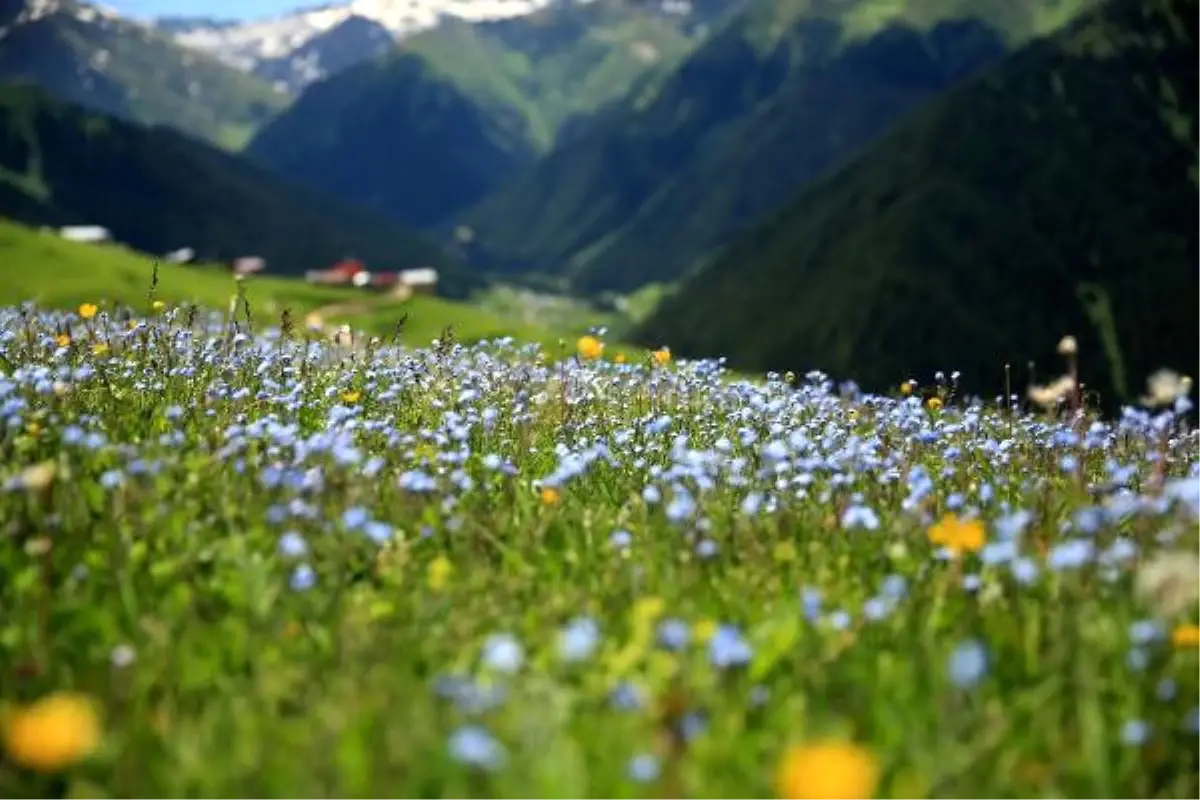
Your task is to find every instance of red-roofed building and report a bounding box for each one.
[305,257,367,285]
[332,258,365,278]
[368,272,399,290]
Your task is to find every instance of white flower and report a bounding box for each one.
[16,461,56,492]
[1028,375,1075,409]
[1136,551,1200,618]
[1140,369,1193,408]
[111,644,137,668]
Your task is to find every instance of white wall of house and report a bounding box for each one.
[59,225,111,243]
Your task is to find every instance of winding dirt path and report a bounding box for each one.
[307,299,375,322]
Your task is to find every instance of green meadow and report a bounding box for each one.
[0,279,1195,797]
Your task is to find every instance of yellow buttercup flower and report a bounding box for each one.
[632,596,665,626]
[77,303,98,320]
[928,513,986,556]
[651,347,671,366]
[55,333,71,348]
[341,390,361,404]
[576,335,605,360]
[775,739,879,800]
[540,487,561,507]
[2,692,102,773]
[1172,623,1199,649]
[614,353,626,364]
[900,380,915,396]
[427,555,453,592]
[926,396,943,411]
[692,618,718,644]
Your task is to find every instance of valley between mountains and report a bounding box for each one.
[0,0,1195,409]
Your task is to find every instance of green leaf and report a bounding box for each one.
[749,612,802,683]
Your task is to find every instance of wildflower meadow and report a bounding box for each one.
[0,295,1197,798]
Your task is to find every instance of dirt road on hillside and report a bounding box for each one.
[308,299,375,321]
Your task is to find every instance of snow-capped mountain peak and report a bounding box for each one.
[5,0,119,26]
[161,0,554,76]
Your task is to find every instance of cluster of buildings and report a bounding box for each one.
[54,226,439,297]
[304,258,439,298]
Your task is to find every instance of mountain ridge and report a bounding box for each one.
[454,0,1097,293]
[154,0,721,91]
[633,0,1197,409]
[0,0,290,148]
[0,83,474,295]
[245,0,715,227]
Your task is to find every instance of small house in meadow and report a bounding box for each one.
[164,247,195,264]
[305,257,366,286]
[232,256,266,276]
[398,267,439,296]
[59,225,111,244]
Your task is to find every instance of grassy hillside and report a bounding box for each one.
[0,84,476,297]
[245,0,705,229]
[0,218,352,312]
[326,295,625,355]
[456,0,1096,292]
[0,0,288,149]
[0,218,642,357]
[635,0,1198,410]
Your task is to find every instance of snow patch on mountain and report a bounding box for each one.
[9,0,118,25]
[162,0,554,74]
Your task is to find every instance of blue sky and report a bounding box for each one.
[109,0,304,20]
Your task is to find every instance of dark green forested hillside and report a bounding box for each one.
[245,0,707,229]
[0,84,471,295]
[249,46,541,231]
[635,0,1198,409]
[0,0,288,149]
[457,0,1097,293]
